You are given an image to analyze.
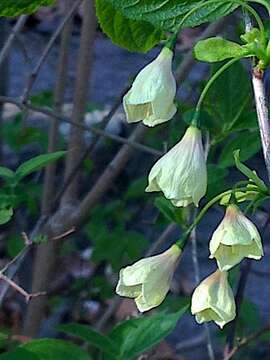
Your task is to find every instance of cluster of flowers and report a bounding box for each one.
[116,47,264,328]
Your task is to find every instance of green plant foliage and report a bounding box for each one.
[154,196,189,228]
[103,0,238,31]
[194,37,248,62]
[219,131,261,167]
[0,207,13,225]
[0,339,91,360]
[15,151,66,181]
[59,308,186,360]
[95,0,163,52]
[204,62,252,137]
[107,307,187,360]
[0,0,55,17]
[58,323,118,358]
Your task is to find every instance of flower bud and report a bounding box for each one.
[146,126,207,207]
[209,204,263,271]
[191,269,236,328]
[123,47,177,127]
[116,244,181,312]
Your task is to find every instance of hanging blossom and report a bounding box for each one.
[123,47,177,127]
[191,269,236,328]
[116,244,181,312]
[209,204,263,271]
[146,125,207,207]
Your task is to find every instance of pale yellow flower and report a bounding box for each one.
[146,126,207,207]
[209,204,263,271]
[116,244,181,312]
[123,47,177,127]
[191,269,236,328]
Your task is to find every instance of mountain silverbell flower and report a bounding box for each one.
[123,47,177,127]
[145,126,207,207]
[116,244,181,312]
[191,269,236,328]
[209,204,263,271]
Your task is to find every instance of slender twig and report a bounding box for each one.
[21,0,82,102]
[0,15,28,68]
[0,96,161,156]
[0,273,45,302]
[224,322,270,360]
[42,0,74,216]
[62,0,97,204]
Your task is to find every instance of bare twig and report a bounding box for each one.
[0,15,28,68]
[62,0,96,204]
[0,273,45,302]
[224,322,270,360]
[42,0,74,216]
[0,96,161,156]
[21,0,82,102]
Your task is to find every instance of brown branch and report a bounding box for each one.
[21,0,83,102]
[224,322,270,360]
[62,0,97,204]
[41,0,74,216]
[0,96,161,156]
[0,273,45,302]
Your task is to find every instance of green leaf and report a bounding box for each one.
[234,150,267,192]
[58,323,118,358]
[206,164,229,199]
[154,197,189,227]
[194,37,248,62]
[109,308,187,360]
[204,62,252,136]
[15,151,66,180]
[219,131,261,167]
[105,0,238,31]
[21,339,91,360]
[0,167,15,181]
[96,0,163,52]
[0,348,38,360]
[0,0,55,17]
[0,207,13,225]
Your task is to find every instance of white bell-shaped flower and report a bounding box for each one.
[191,269,236,328]
[123,47,177,127]
[116,244,181,312]
[209,204,263,271]
[146,126,207,207]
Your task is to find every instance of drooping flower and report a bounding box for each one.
[209,204,263,271]
[123,47,177,127]
[116,244,181,312]
[191,269,236,328]
[146,126,207,207]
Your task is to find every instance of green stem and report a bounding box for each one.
[195,57,241,114]
[175,186,259,249]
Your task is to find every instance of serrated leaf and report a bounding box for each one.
[105,0,238,31]
[58,323,118,358]
[109,307,187,360]
[96,0,163,52]
[21,339,91,360]
[0,0,55,17]
[194,37,248,62]
[15,151,65,180]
